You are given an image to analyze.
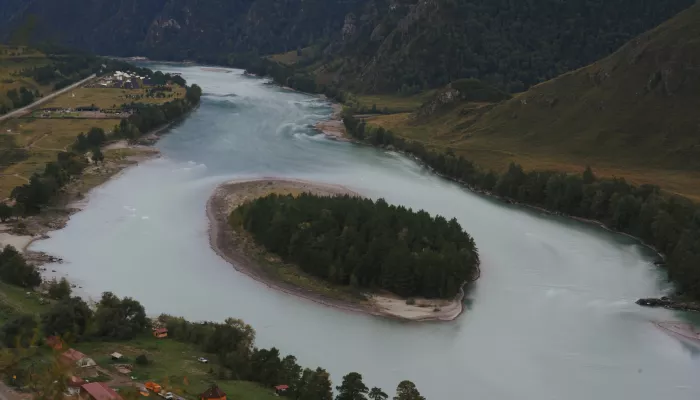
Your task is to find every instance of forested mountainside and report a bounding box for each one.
[365,2,700,197]
[0,0,694,93]
[458,1,700,172]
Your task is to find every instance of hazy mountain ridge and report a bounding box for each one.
[0,0,694,94]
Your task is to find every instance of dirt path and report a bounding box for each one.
[0,74,96,123]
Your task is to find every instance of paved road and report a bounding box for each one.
[0,74,96,123]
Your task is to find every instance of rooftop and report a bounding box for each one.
[81,382,122,400]
[62,348,88,362]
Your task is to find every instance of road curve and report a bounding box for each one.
[0,74,96,123]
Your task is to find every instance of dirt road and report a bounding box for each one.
[0,74,96,123]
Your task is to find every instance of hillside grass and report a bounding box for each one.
[268,47,316,65]
[0,46,54,110]
[0,118,117,198]
[365,3,700,201]
[368,108,700,201]
[0,282,52,324]
[352,91,435,114]
[75,336,278,400]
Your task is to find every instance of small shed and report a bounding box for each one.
[111,352,123,361]
[153,328,168,338]
[61,348,97,368]
[274,385,289,395]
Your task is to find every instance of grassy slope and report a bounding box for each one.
[75,336,278,400]
[0,45,54,109]
[368,4,700,200]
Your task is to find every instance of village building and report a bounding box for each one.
[274,385,289,395]
[79,382,122,400]
[110,352,123,361]
[61,348,97,368]
[153,327,168,338]
[199,385,227,400]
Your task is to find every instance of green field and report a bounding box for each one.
[74,336,278,400]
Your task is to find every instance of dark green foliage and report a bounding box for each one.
[0,245,41,288]
[135,354,150,365]
[92,292,148,340]
[41,296,93,339]
[1,314,37,348]
[11,152,88,214]
[450,79,510,102]
[297,368,333,400]
[344,113,700,300]
[92,147,104,164]
[0,203,13,222]
[5,87,35,109]
[46,277,71,300]
[393,381,425,400]
[336,372,368,400]
[369,388,388,400]
[233,193,480,298]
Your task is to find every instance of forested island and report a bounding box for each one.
[208,179,474,321]
[232,193,480,299]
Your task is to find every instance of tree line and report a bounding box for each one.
[162,314,426,400]
[343,114,700,300]
[232,193,480,299]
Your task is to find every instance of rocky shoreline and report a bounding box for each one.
[206,178,467,322]
[636,297,700,312]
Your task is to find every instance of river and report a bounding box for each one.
[31,65,700,399]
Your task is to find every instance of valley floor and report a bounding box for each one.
[366,112,700,201]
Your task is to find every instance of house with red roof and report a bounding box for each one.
[153,327,168,338]
[61,348,97,368]
[79,382,122,400]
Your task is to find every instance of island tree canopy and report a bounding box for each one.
[232,193,480,298]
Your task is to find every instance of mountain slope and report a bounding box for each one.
[367,2,700,198]
[0,0,694,94]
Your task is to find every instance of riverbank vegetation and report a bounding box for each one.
[342,114,700,301]
[0,247,426,400]
[232,193,480,299]
[2,64,201,212]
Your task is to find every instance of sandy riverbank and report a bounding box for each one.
[207,178,466,321]
[315,103,348,141]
